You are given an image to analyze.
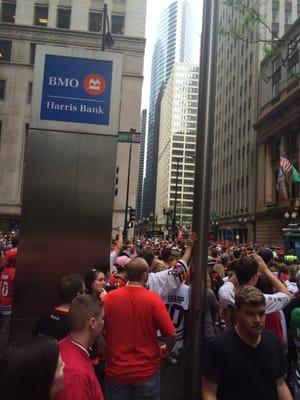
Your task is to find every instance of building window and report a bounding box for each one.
[272,56,281,97]
[27,82,32,103]
[30,43,36,64]
[1,1,16,23]
[111,14,125,34]
[0,80,6,99]
[89,11,102,32]
[0,40,12,61]
[287,36,299,72]
[57,7,71,29]
[34,5,48,26]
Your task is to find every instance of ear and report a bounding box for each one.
[89,317,97,331]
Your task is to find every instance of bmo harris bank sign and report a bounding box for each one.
[40,55,112,126]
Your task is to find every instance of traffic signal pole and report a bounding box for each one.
[124,140,132,237]
[186,1,220,399]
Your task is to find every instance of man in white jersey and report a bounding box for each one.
[146,233,197,297]
[162,282,190,356]
[219,253,290,325]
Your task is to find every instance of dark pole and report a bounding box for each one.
[186,0,219,399]
[101,4,107,51]
[172,158,179,238]
[124,138,133,237]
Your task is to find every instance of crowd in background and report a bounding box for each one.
[0,228,300,399]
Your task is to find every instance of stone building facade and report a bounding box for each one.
[255,18,300,245]
[0,0,146,232]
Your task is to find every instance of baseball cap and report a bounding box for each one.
[115,255,131,268]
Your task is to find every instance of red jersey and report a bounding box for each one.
[0,266,16,315]
[104,286,175,384]
[108,273,127,288]
[265,312,284,345]
[55,337,104,400]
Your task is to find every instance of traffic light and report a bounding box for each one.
[129,207,136,222]
[115,166,119,196]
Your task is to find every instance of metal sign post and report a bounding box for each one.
[186,0,220,399]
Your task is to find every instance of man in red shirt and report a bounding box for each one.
[54,294,104,400]
[104,257,176,400]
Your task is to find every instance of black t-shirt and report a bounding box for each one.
[33,308,69,341]
[203,328,286,400]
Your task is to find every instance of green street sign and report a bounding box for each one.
[118,131,141,143]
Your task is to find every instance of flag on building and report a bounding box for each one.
[276,167,285,191]
[276,167,289,200]
[291,166,300,183]
[280,154,292,174]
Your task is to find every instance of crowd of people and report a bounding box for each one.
[1,228,300,399]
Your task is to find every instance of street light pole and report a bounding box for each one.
[186,0,220,399]
[124,129,135,238]
[172,158,180,239]
[101,4,107,51]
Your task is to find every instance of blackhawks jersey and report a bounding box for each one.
[162,283,190,351]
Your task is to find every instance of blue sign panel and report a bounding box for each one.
[40,55,113,125]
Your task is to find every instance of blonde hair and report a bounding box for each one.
[235,286,266,309]
[151,259,167,273]
[289,264,300,282]
[214,263,225,278]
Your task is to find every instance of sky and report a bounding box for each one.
[141,0,203,109]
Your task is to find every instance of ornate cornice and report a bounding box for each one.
[0,23,146,56]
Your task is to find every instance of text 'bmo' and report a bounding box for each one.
[48,77,79,88]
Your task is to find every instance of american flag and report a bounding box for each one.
[280,154,292,174]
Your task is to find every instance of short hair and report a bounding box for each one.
[161,248,172,262]
[126,258,148,282]
[289,264,300,282]
[234,256,258,285]
[85,265,107,294]
[68,294,103,332]
[233,249,241,259]
[139,250,155,267]
[58,273,84,304]
[235,286,266,309]
[0,337,59,400]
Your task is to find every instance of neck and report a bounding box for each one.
[56,304,70,312]
[235,325,261,347]
[69,332,92,349]
[127,281,144,287]
[230,274,238,287]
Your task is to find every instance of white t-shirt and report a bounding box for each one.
[147,260,187,298]
[286,281,299,297]
[218,281,290,314]
[162,284,190,351]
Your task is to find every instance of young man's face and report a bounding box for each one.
[236,303,265,336]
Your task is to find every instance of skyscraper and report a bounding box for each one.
[136,108,147,222]
[155,63,199,227]
[211,1,299,242]
[142,0,194,218]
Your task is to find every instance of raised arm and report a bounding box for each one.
[181,232,198,264]
[115,227,124,256]
[251,253,290,296]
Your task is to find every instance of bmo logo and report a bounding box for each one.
[48,76,79,88]
[83,74,106,96]
[48,73,107,96]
